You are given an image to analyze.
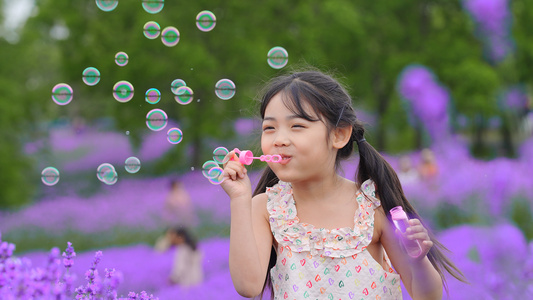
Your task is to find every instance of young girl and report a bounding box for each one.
[155,227,204,286]
[220,70,465,299]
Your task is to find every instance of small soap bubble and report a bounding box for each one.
[267,46,289,69]
[207,167,224,184]
[161,26,180,47]
[52,83,73,105]
[113,80,134,102]
[115,51,129,66]
[103,170,118,185]
[41,167,60,186]
[146,108,168,131]
[191,167,195,171]
[97,163,116,182]
[171,79,186,94]
[215,79,236,100]
[142,0,164,14]
[125,156,141,173]
[143,21,161,39]
[96,0,118,12]
[126,131,130,135]
[213,147,229,164]
[82,67,101,86]
[167,127,183,144]
[196,10,216,32]
[202,160,220,178]
[145,88,161,104]
[174,86,193,105]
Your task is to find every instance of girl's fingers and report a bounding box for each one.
[223,151,238,168]
[223,155,247,181]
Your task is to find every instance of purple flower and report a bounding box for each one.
[462,0,514,62]
[62,242,76,269]
[233,118,260,136]
[397,65,451,141]
[0,241,16,262]
[91,251,103,270]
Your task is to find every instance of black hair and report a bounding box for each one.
[171,226,198,251]
[253,69,467,299]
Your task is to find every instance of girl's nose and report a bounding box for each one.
[273,131,290,147]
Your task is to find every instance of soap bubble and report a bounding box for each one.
[142,0,164,14]
[113,80,134,102]
[167,127,183,144]
[41,167,60,186]
[102,170,118,185]
[207,167,224,184]
[174,86,193,105]
[145,88,161,104]
[82,67,101,86]
[115,51,129,66]
[202,160,220,178]
[161,26,180,47]
[196,10,216,32]
[267,46,288,69]
[215,79,236,100]
[97,163,116,182]
[213,147,229,164]
[143,21,161,39]
[146,108,168,131]
[125,156,141,173]
[171,79,186,94]
[52,83,73,105]
[96,0,118,12]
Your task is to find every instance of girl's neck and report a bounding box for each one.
[290,173,350,204]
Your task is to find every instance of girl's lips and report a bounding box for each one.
[279,155,291,165]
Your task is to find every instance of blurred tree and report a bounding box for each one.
[2,0,532,207]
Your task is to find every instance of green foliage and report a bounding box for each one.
[508,197,533,241]
[1,0,533,207]
[8,209,230,254]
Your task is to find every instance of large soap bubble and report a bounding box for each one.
[267,46,289,69]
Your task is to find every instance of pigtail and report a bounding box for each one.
[353,126,468,291]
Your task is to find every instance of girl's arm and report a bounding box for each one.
[221,153,274,298]
[376,207,443,300]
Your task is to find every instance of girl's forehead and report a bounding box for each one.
[265,92,318,119]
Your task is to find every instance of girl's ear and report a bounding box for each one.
[332,125,352,149]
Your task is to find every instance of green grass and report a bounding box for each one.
[9,210,231,254]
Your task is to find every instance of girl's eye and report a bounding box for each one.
[262,126,274,131]
[292,124,305,128]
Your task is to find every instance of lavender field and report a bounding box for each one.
[1,123,533,298]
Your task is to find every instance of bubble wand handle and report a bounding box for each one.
[232,148,282,165]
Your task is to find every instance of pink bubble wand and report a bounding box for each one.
[206,148,282,185]
[231,148,282,165]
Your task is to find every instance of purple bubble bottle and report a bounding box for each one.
[390,206,422,258]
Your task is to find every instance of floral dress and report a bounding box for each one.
[266,180,403,300]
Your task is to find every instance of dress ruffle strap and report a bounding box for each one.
[266,179,381,258]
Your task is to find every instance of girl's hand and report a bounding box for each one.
[220,150,252,201]
[404,218,433,259]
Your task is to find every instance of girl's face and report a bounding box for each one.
[261,93,338,183]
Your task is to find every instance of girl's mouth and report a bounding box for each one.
[279,155,291,164]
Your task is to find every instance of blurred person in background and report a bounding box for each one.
[397,155,420,185]
[162,179,197,228]
[155,227,204,286]
[418,148,438,180]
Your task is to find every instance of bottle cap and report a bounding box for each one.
[390,206,407,220]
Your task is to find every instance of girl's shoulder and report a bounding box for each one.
[357,179,381,209]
